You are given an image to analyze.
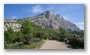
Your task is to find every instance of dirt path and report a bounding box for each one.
[40,40,70,49]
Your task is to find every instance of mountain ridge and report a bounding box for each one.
[6,10,81,32]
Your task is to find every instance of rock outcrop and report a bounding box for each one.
[4,23,21,32]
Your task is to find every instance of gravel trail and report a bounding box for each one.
[40,40,70,49]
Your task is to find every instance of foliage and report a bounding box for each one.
[67,33,84,48]
[4,19,43,49]
[21,19,33,35]
[4,27,15,44]
[12,31,23,43]
[4,19,84,49]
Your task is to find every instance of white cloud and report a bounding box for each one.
[12,16,17,19]
[75,22,84,30]
[62,15,84,30]
[75,22,84,25]
[22,8,32,13]
[78,25,84,30]
[31,5,43,13]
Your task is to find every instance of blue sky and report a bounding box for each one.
[4,4,84,30]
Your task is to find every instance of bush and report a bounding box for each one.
[4,27,15,44]
[67,34,84,49]
[4,19,84,49]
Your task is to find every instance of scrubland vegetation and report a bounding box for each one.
[4,19,84,49]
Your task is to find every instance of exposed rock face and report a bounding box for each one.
[13,10,81,32]
[28,10,80,31]
[4,23,21,32]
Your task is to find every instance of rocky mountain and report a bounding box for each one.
[14,10,81,32]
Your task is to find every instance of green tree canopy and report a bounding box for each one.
[21,19,33,35]
[4,27,15,44]
[20,19,33,44]
[59,27,67,36]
